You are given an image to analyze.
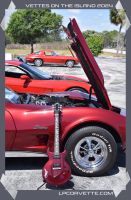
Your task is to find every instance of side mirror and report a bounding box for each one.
[20,75,31,82]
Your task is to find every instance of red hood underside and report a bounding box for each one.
[63,19,112,110]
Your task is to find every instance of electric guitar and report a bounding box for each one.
[42,103,71,186]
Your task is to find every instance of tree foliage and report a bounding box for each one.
[86,34,104,56]
[102,30,119,48]
[83,29,125,53]
[83,31,104,56]
[5,32,12,46]
[110,9,126,28]
[110,9,126,53]
[6,9,63,52]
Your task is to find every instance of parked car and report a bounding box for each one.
[5,19,126,177]
[25,49,79,67]
[5,60,91,94]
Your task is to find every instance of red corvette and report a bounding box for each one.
[25,49,79,67]
[5,19,126,176]
[5,60,91,95]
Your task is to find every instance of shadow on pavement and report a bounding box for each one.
[5,157,48,170]
[106,150,126,177]
[117,150,126,168]
[36,176,74,190]
[37,64,81,68]
[41,179,74,190]
[5,151,125,177]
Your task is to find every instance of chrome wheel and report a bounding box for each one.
[66,60,74,68]
[34,59,43,67]
[65,126,117,176]
[74,136,108,170]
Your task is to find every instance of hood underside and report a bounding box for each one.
[63,19,112,110]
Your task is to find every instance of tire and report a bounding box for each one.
[66,60,75,68]
[34,59,43,67]
[67,87,88,94]
[65,126,117,176]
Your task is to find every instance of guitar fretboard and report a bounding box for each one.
[53,103,61,158]
[54,112,60,157]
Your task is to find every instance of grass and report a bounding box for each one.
[5,49,30,56]
[5,48,73,57]
[99,52,126,58]
[5,48,126,58]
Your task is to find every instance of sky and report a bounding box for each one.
[52,9,121,32]
[4,8,125,32]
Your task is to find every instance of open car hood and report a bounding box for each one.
[63,19,112,110]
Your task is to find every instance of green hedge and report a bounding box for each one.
[86,34,104,56]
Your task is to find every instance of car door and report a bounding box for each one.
[5,65,54,94]
[5,65,30,93]
[43,51,64,64]
[11,104,54,152]
[16,79,54,94]
[5,109,16,150]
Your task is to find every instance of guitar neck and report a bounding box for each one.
[54,104,61,158]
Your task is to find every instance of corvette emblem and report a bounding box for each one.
[33,125,48,130]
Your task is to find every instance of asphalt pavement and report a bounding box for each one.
[37,56,126,108]
[1,149,126,198]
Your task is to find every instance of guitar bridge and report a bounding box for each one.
[53,163,61,170]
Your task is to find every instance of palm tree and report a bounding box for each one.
[110,9,126,54]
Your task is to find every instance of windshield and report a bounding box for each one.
[5,88,20,103]
[51,51,59,56]
[20,63,52,79]
[34,51,40,55]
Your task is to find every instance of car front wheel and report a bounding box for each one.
[34,59,43,67]
[65,126,117,176]
[66,60,75,68]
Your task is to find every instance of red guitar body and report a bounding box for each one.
[42,149,71,186]
[42,100,71,186]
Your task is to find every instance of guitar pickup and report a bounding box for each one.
[52,166,61,170]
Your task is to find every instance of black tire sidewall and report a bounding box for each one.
[65,126,117,176]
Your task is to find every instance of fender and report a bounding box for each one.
[61,108,125,146]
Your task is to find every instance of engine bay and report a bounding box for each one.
[19,93,97,108]
[5,88,99,108]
